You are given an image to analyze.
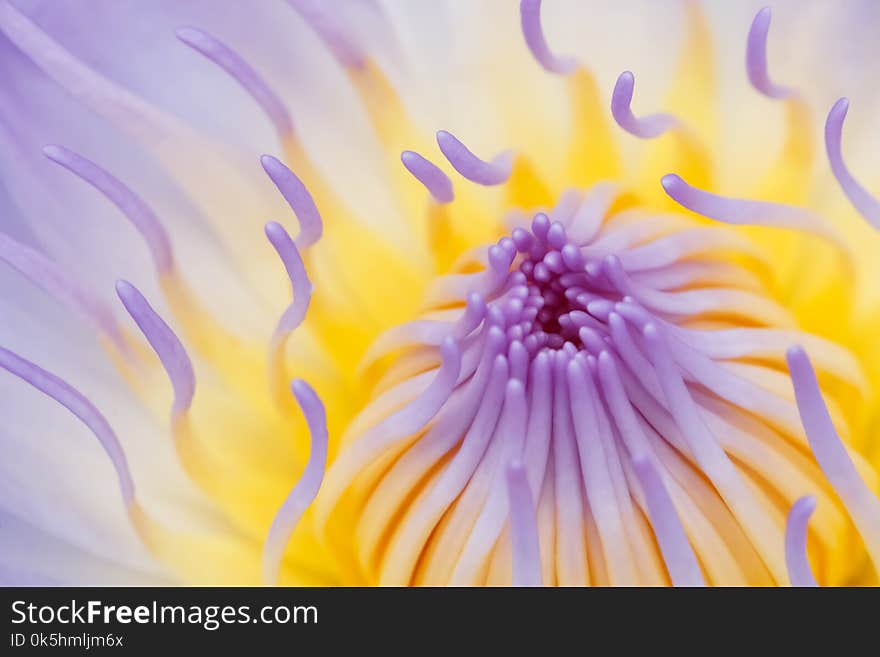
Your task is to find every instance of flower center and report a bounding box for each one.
[313,180,874,587]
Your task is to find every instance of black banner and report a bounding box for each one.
[0,586,866,651]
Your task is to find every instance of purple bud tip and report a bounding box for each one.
[115,279,195,417]
[611,71,677,139]
[824,98,880,230]
[401,150,454,204]
[176,26,294,137]
[436,130,513,186]
[519,0,577,75]
[265,221,312,346]
[261,155,323,249]
[746,7,793,99]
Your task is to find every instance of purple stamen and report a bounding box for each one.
[519,0,577,75]
[506,460,542,586]
[0,346,135,505]
[546,221,567,250]
[316,338,462,529]
[643,323,787,582]
[0,2,175,143]
[531,213,551,244]
[42,145,174,274]
[436,130,513,186]
[611,71,677,139]
[262,378,328,585]
[824,98,880,230]
[115,280,194,418]
[287,0,365,69]
[449,379,527,584]
[176,27,294,139]
[400,150,454,204]
[661,173,842,244]
[745,7,793,100]
[511,227,535,253]
[265,221,312,351]
[786,346,880,566]
[632,454,705,586]
[0,233,124,347]
[261,155,323,249]
[784,495,818,587]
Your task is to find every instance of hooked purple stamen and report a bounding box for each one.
[519,0,577,75]
[745,7,793,100]
[176,27,294,139]
[611,71,677,139]
[0,346,135,505]
[824,98,880,230]
[42,145,173,274]
[784,495,818,587]
[401,150,454,204]
[116,280,195,418]
[265,221,312,351]
[261,155,323,249]
[786,346,880,567]
[263,378,328,585]
[436,130,513,186]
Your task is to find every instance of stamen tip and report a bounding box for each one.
[401,150,454,204]
[831,97,850,118]
[661,173,683,192]
[506,459,526,478]
[797,495,817,513]
[114,278,134,299]
[785,344,807,366]
[41,144,64,161]
[174,25,200,43]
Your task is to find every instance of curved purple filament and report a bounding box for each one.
[785,495,818,587]
[42,145,173,274]
[116,280,195,418]
[436,130,512,186]
[506,460,542,586]
[786,346,880,568]
[661,173,840,244]
[0,346,135,505]
[262,378,329,585]
[519,0,577,75]
[287,0,364,69]
[824,98,880,230]
[611,71,677,139]
[0,233,122,344]
[261,155,323,249]
[401,150,454,204]
[265,221,312,349]
[745,7,793,100]
[176,27,294,139]
[632,454,705,586]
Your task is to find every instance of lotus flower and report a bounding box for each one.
[1,0,879,586]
